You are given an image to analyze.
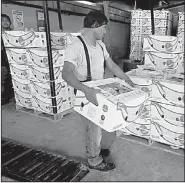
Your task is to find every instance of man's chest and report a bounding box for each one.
[83,44,104,64]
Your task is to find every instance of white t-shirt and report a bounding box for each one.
[64,36,110,81]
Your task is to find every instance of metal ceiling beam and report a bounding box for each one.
[154,1,185,9]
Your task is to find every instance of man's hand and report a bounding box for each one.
[125,79,135,88]
[84,87,101,106]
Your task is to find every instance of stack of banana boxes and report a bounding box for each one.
[177,12,184,42]
[2,31,78,116]
[118,34,184,149]
[130,10,172,61]
[177,12,184,74]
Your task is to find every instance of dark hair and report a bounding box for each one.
[84,10,108,28]
[2,14,11,23]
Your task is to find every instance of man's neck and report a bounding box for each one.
[81,28,96,47]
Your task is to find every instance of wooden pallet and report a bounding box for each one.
[16,104,73,122]
[117,131,184,156]
[117,131,151,146]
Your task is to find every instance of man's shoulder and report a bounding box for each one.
[68,36,83,49]
[97,40,106,47]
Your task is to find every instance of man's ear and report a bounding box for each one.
[91,21,100,28]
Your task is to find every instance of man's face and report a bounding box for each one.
[94,24,107,40]
[2,17,11,30]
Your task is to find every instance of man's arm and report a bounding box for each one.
[62,61,87,93]
[62,61,100,106]
[105,57,134,87]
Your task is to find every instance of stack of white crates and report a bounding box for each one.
[177,12,184,74]
[2,31,78,120]
[143,35,184,149]
[130,10,173,61]
[117,34,184,150]
[177,12,184,42]
[143,35,184,73]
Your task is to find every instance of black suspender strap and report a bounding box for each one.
[77,36,92,82]
[97,42,106,70]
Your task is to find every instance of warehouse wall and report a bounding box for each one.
[104,1,132,58]
[168,5,185,36]
[2,4,84,32]
[2,1,132,58]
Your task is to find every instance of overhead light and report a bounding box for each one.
[76,1,97,6]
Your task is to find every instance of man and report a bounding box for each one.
[2,13,13,31]
[62,10,134,171]
[1,14,14,105]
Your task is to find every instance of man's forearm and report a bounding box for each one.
[62,70,88,93]
[110,61,132,82]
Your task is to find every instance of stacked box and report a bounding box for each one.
[177,12,184,39]
[150,78,184,149]
[143,35,184,148]
[143,35,184,72]
[177,12,184,74]
[118,39,184,149]
[2,31,77,115]
[130,10,172,61]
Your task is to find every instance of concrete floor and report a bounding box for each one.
[2,100,184,181]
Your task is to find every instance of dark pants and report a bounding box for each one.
[1,49,14,104]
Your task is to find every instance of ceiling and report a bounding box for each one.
[88,0,185,9]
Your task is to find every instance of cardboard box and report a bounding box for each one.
[26,48,65,68]
[143,10,172,20]
[129,50,145,61]
[130,41,143,50]
[131,18,143,27]
[2,31,46,48]
[131,26,170,35]
[28,65,63,83]
[127,68,165,80]
[131,10,143,18]
[176,57,184,74]
[31,93,71,114]
[131,18,172,28]
[129,55,144,61]
[177,28,185,37]
[131,10,172,20]
[30,80,68,99]
[11,75,31,94]
[151,101,184,125]
[151,79,184,106]
[130,34,143,42]
[143,35,184,53]
[178,20,185,29]
[14,89,32,108]
[150,119,184,149]
[128,76,153,97]
[129,54,144,61]
[118,118,151,138]
[142,18,172,28]
[50,32,67,47]
[178,12,185,21]
[74,78,149,132]
[66,84,75,99]
[5,48,27,65]
[144,52,184,71]
[130,26,143,35]
[142,27,171,35]
[9,63,29,80]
